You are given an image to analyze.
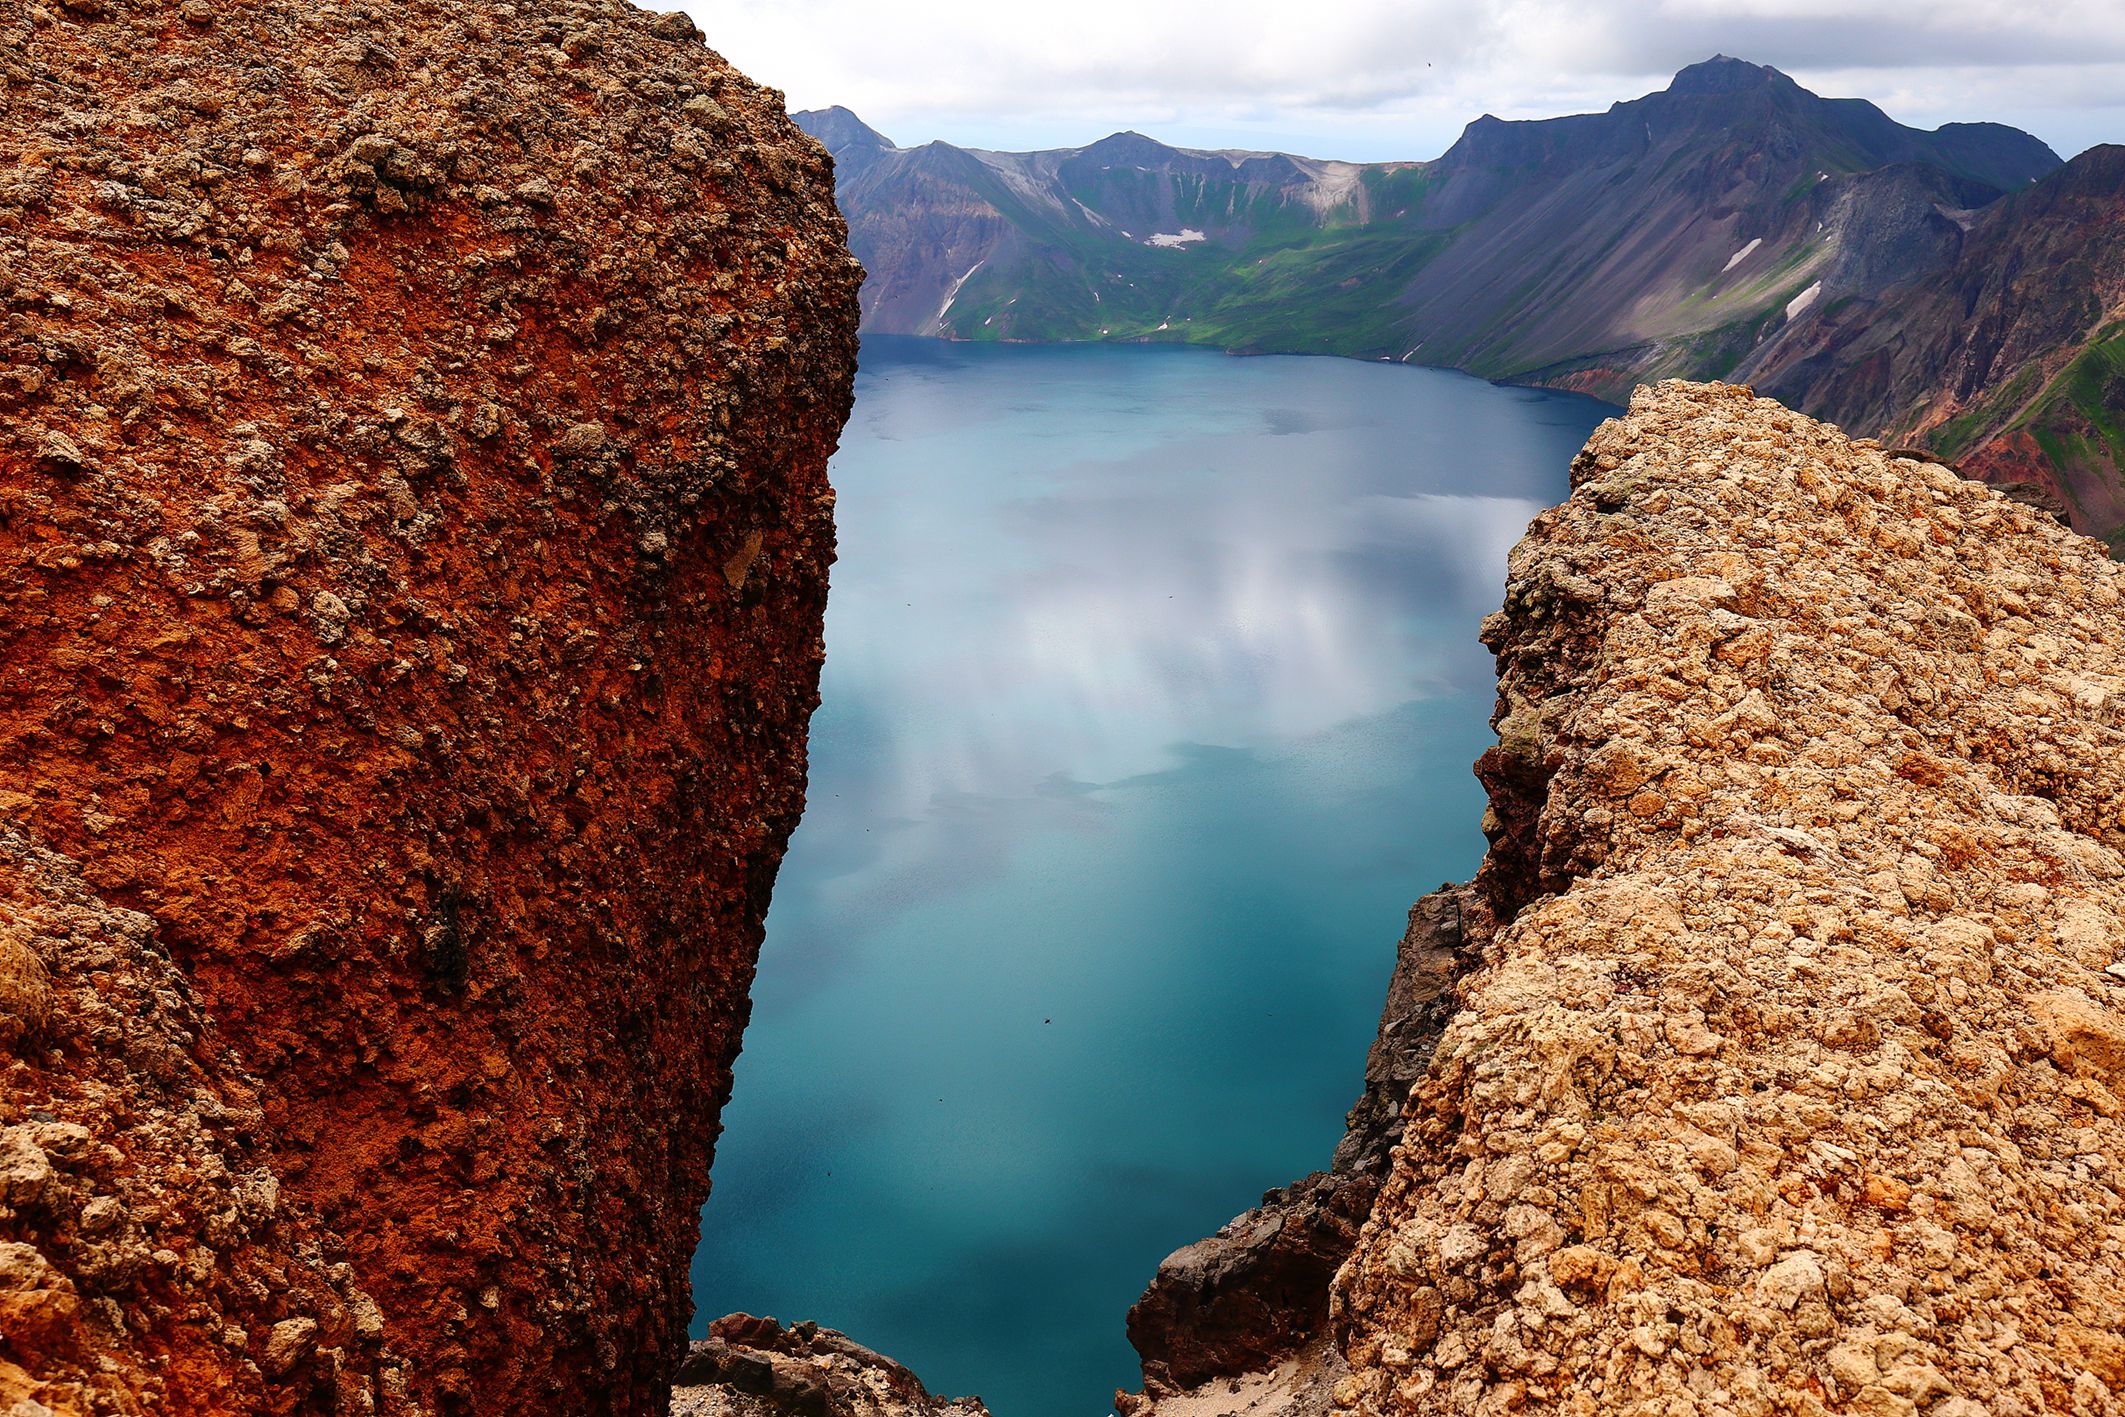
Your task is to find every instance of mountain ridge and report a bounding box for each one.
[1747,142,2125,541]
[796,63,2125,536]
[797,58,2059,370]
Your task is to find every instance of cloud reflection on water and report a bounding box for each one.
[799,385,1556,953]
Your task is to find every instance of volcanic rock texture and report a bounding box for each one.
[1337,383,2125,1415]
[0,2,858,1415]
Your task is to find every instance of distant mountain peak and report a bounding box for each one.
[1666,55,1791,96]
[793,106,894,156]
[1079,130,1181,163]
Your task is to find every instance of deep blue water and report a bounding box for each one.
[691,338,1610,1414]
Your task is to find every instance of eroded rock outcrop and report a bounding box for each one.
[1341,380,2125,1416]
[670,1314,990,1417]
[0,3,858,1414]
[1132,382,2125,1416]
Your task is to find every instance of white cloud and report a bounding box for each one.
[680,0,2125,161]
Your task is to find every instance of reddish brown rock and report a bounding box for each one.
[0,2,858,1414]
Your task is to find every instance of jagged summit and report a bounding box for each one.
[795,103,896,154]
[1074,129,1186,165]
[803,69,2122,538]
[806,63,2080,493]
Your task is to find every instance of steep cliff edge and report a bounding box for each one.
[0,3,859,1415]
[1128,383,2125,1415]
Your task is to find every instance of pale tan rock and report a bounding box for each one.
[0,925,48,1047]
[1331,382,2125,1416]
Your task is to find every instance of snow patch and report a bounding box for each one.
[1722,238,1762,273]
[1071,198,1111,227]
[1785,281,1823,321]
[1144,229,1207,248]
[932,259,986,332]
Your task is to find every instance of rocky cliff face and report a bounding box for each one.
[1127,383,2125,1416]
[0,3,858,1415]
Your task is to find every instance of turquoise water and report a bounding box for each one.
[691,338,1610,1414]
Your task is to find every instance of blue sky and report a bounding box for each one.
[681,0,2125,161]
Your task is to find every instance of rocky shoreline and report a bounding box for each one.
[670,1315,990,1417]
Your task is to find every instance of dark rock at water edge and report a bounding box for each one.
[1117,885,1485,1413]
[672,1314,990,1417]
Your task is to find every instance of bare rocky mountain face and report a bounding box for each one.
[797,60,2059,381]
[1746,146,2125,546]
[0,1,862,1413]
[1124,382,2125,1417]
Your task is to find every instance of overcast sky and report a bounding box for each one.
[680,0,2125,163]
